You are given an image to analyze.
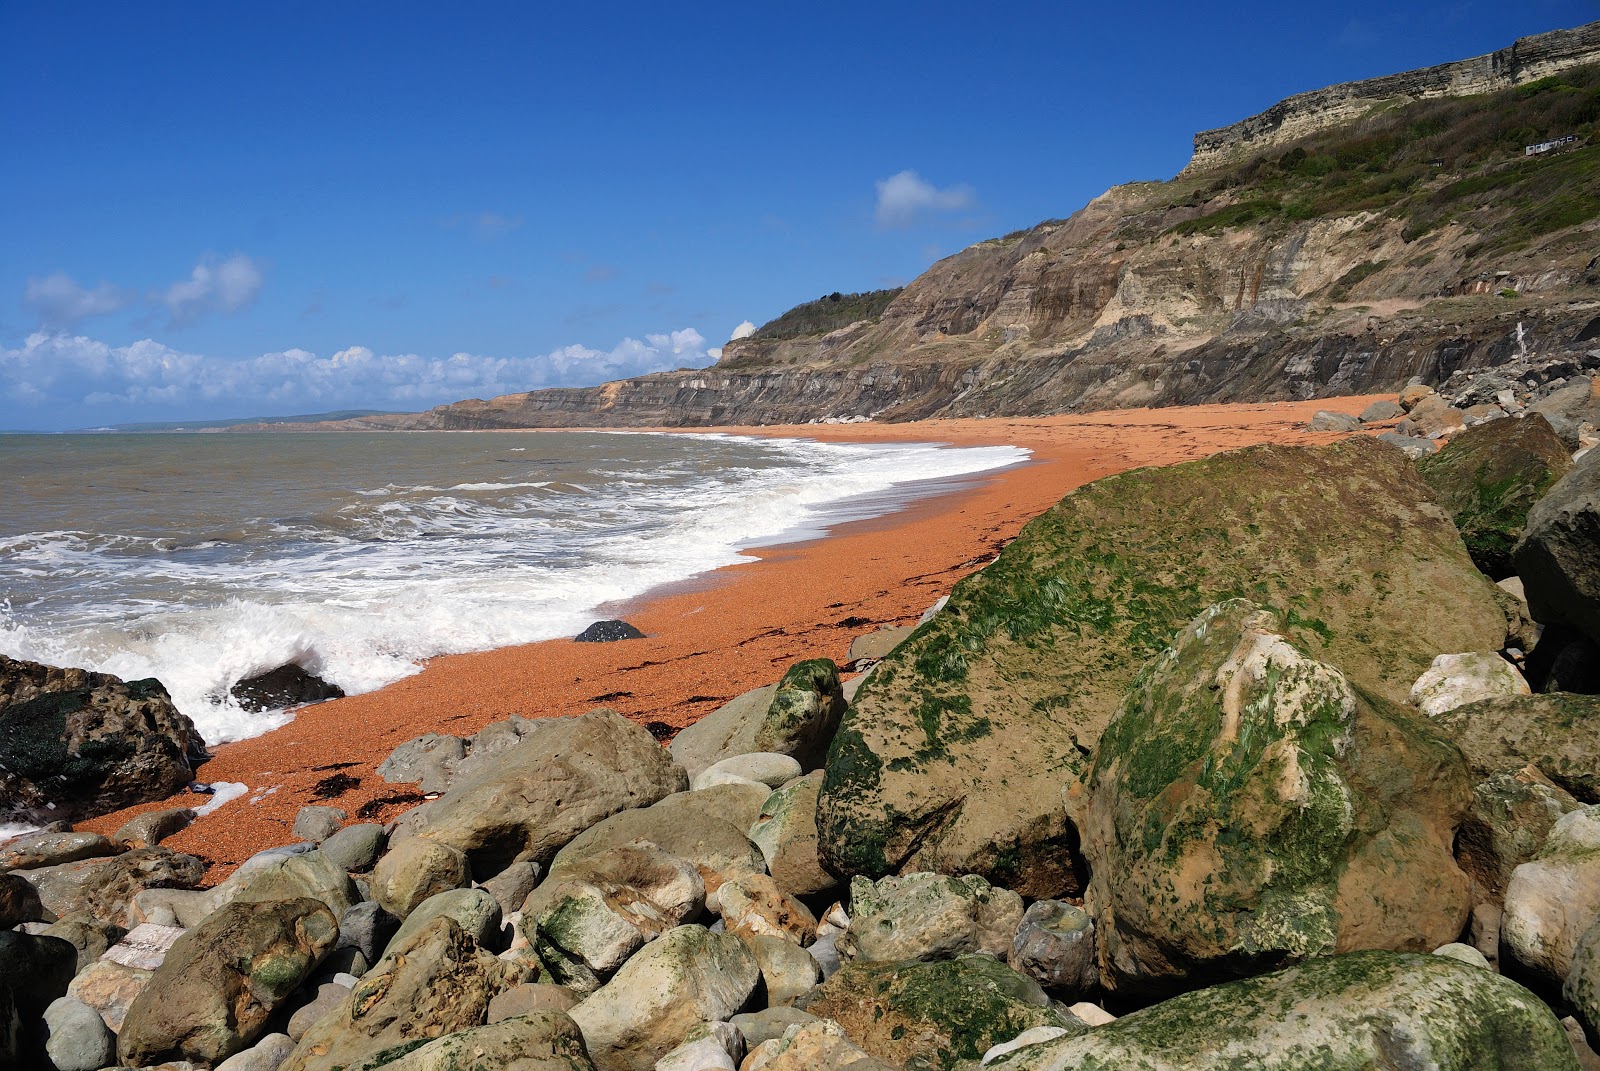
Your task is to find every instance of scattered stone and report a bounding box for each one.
[1502,805,1600,990]
[0,655,207,824]
[317,822,386,872]
[1433,693,1600,802]
[1400,383,1436,410]
[281,917,527,1071]
[1410,651,1530,715]
[392,709,687,878]
[1305,410,1361,432]
[718,873,816,946]
[383,887,503,959]
[669,660,845,781]
[1528,376,1600,450]
[980,951,1575,1070]
[481,858,542,916]
[1417,412,1572,579]
[1359,399,1405,422]
[43,995,117,1071]
[42,915,126,971]
[728,1008,816,1048]
[806,955,1077,1071]
[286,981,350,1043]
[840,872,1022,964]
[230,664,344,712]
[819,440,1505,896]
[0,871,47,925]
[1434,942,1491,968]
[117,897,338,1066]
[214,1032,296,1071]
[657,1034,735,1071]
[0,830,117,871]
[202,848,358,920]
[487,982,581,1023]
[551,788,765,896]
[740,933,820,1006]
[1082,602,1472,997]
[748,771,835,900]
[1516,449,1600,647]
[576,620,646,643]
[334,900,400,968]
[291,805,345,843]
[569,925,760,1071]
[113,807,196,850]
[371,838,470,918]
[693,753,801,791]
[377,732,467,794]
[741,1018,895,1071]
[1405,394,1468,438]
[1377,429,1440,457]
[1009,900,1097,999]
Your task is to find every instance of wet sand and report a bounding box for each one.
[80,395,1390,876]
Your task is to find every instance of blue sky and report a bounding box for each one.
[3,1,1596,430]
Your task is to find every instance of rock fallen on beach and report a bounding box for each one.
[229,663,346,713]
[575,619,646,642]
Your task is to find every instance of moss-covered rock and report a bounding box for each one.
[1515,448,1600,646]
[1456,766,1581,898]
[670,660,846,781]
[817,440,1507,895]
[1567,921,1600,1051]
[375,1010,596,1071]
[840,872,1021,964]
[805,955,1082,1071]
[1417,412,1571,579]
[1082,601,1472,997]
[982,951,1577,1071]
[1432,692,1600,803]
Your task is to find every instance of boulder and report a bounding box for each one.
[692,753,800,792]
[1528,376,1600,449]
[393,709,687,877]
[1009,900,1097,999]
[334,900,400,968]
[749,772,835,899]
[291,806,345,843]
[375,1010,597,1070]
[818,440,1507,896]
[805,955,1079,1071]
[1502,805,1600,990]
[382,887,503,959]
[23,846,205,924]
[0,871,46,925]
[487,983,581,1023]
[576,619,645,642]
[230,663,345,712]
[1516,449,1600,646]
[1457,766,1582,898]
[0,656,207,825]
[1305,410,1360,432]
[377,732,466,794]
[481,858,541,916]
[113,807,196,849]
[371,838,470,918]
[981,951,1575,1071]
[318,822,387,872]
[281,917,527,1071]
[1433,693,1600,802]
[287,981,350,1043]
[669,660,845,781]
[1400,383,1436,410]
[1376,429,1439,457]
[1417,412,1571,579]
[203,848,358,919]
[117,897,338,1066]
[848,625,916,666]
[728,1008,817,1048]
[1434,941,1491,968]
[1405,394,1468,438]
[0,931,76,1021]
[0,830,117,871]
[1082,602,1472,997]
[551,789,765,896]
[42,915,126,971]
[718,873,816,946]
[569,925,760,1071]
[657,1034,735,1071]
[43,994,117,1071]
[740,933,820,1006]
[742,1017,895,1071]
[1359,399,1405,422]
[1410,652,1530,715]
[1568,920,1600,1049]
[839,872,1022,964]
[68,959,153,1033]
[215,1032,297,1071]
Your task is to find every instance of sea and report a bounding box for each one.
[0,430,1027,747]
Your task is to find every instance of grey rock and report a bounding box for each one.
[286,982,350,1043]
[202,848,358,920]
[840,872,1023,964]
[291,806,345,844]
[112,808,195,850]
[1503,805,1600,990]
[1359,399,1405,422]
[741,933,820,1006]
[215,1032,296,1071]
[335,900,400,965]
[729,1007,818,1048]
[44,995,117,1071]
[1377,429,1440,457]
[480,859,541,916]
[42,915,127,972]
[693,753,800,791]
[371,838,470,918]
[1516,449,1600,647]
[1528,376,1600,449]
[1305,410,1361,432]
[749,771,835,900]
[669,660,845,781]
[383,887,503,959]
[22,846,205,925]
[486,982,580,1023]
[317,822,386,872]
[0,830,117,872]
[377,732,467,794]
[375,1010,596,1071]
[847,626,916,666]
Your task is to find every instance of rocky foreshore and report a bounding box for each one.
[3,405,1600,1070]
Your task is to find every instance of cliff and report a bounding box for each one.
[275,24,1600,433]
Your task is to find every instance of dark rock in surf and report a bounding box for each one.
[0,656,207,824]
[575,619,646,643]
[229,663,345,712]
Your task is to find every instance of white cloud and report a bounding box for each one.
[22,272,134,329]
[730,320,757,341]
[0,328,719,421]
[874,170,975,229]
[159,254,264,327]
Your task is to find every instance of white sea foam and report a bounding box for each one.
[0,433,1027,746]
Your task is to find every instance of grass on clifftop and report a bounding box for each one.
[1169,64,1600,253]
[750,288,903,341]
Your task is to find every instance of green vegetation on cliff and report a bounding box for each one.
[750,289,903,341]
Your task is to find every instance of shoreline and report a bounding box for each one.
[76,395,1390,876]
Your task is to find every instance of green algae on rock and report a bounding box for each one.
[817,439,1506,895]
[980,950,1578,1071]
[1433,692,1600,803]
[1082,601,1472,997]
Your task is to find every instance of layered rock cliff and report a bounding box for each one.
[275,24,1600,433]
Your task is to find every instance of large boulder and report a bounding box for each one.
[1502,805,1600,991]
[568,925,760,1071]
[0,655,206,823]
[202,847,359,920]
[281,916,527,1071]
[1417,412,1571,579]
[1527,376,1600,449]
[839,872,1021,964]
[1081,602,1472,997]
[117,897,338,1066]
[1456,766,1582,899]
[1433,693,1600,802]
[804,955,1080,1071]
[669,660,846,780]
[818,440,1507,896]
[370,839,469,918]
[0,830,117,871]
[749,771,837,898]
[550,788,766,895]
[372,1010,596,1071]
[982,951,1576,1071]
[1516,448,1600,646]
[393,708,686,877]
[22,845,205,924]
[1409,652,1530,716]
